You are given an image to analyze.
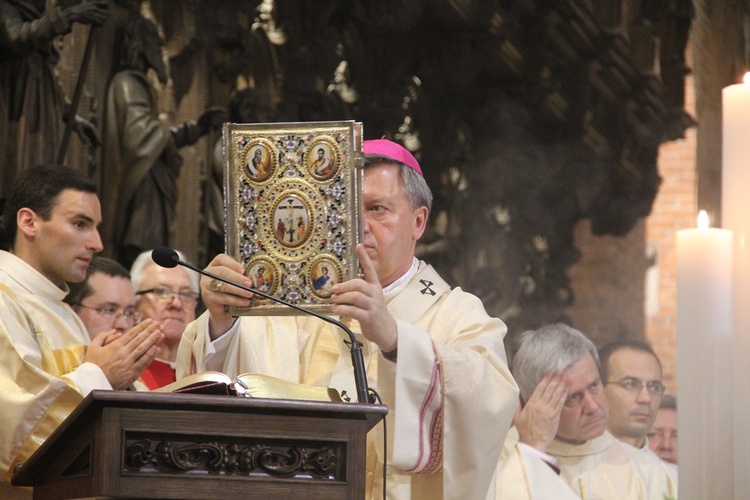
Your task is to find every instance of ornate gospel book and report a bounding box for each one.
[223,120,363,316]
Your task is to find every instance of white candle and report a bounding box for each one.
[676,211,733,498]
[723,73,750,498]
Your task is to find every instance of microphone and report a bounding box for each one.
[152,247,372,404]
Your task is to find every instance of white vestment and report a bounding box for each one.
[548,431,650,499]
[619,440,678,499]
[178,260,519,499]
[495,429,653,499]
[494,427,580,500]
[0,251,112,499]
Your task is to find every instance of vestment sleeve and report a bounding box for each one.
[494,441,580,499]
[176,313,308,382]
[176,311,213,377]
[63,361,112,396]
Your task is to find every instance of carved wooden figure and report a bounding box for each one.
[100,13,223,268]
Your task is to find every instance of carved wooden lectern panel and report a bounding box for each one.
[12,391,387,499]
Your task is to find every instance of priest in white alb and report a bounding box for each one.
[495,324,655,499]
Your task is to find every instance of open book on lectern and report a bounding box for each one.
[154,371,343,403]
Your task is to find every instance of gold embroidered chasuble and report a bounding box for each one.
[178,260,518,499]
[0,251,111,499]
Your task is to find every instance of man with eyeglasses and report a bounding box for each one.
[599,340,677,497]
[131,249,200,389]
[496,324,655,499]
[65,257,142,335]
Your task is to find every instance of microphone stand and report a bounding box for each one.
[175,258,372,404]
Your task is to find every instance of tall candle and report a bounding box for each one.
[676,211,733,498]
[723,73,750,499]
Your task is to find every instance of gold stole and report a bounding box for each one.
[0,283,86,378]
[0,284,85,480]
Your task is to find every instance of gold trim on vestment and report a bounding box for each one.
[40,343,86,378]
[7,386,83,482]
[0,283,88,480]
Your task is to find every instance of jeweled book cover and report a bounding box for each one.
[223,120,363,315]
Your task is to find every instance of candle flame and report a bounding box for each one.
[745,72,750,85]
[697,210,709,230]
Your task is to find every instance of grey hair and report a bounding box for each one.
[512,323,599,400]
[363,154,433,215]
[130,249,200,294]
[660,394,677,411]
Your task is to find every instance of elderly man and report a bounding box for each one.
[496,324,653,499]
[132,249,199,389]
[648,394,678,465]
[65,256,141,336]
[599,340,677,496]
[0,165,163,499]
[176,139,519,498]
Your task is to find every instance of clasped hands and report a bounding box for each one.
[85,320,164,389]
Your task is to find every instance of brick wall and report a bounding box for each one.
[567,220,647,348]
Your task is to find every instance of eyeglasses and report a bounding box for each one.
[605,376,666,396]
[73,304,142,324]
[136,287,200,306]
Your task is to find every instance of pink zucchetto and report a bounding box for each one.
[362,137,422,175]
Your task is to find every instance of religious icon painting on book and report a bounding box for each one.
[306,137,340,181]
[242,140,275,182]
[309,256,342,299]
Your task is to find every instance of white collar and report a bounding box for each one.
[382,257,419,294]
[0,250,70,300]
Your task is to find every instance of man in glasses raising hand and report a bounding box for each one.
[495,324,662,499]
[599,340,677,498]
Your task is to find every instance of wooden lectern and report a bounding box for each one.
[12,390,387,499]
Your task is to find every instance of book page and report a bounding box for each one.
[155,372,342,403]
